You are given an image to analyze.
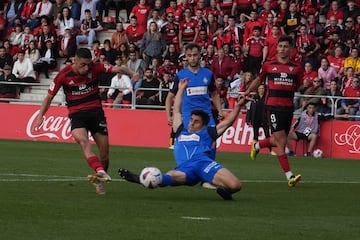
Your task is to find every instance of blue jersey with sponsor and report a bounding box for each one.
[170,67,216,127]
[174,125,218,165]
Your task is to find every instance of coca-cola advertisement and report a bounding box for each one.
[0,104,359,159]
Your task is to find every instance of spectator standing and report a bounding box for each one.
[262,24,281,62]
[76,9,103,49]
[140,22,167,67]
[127,50,147,89]
[326,0,344,25]
[4,0,23,27]
[210,47,237,87]
[296,24,320,68]
[147,8,164,30]
[179,8,199,48]
[280,1,301,35]
[129,0,151,32]
[52,0,66,22]
[243,26,265,75]
[247,84,274,154]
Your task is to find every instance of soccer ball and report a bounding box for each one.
[139,167,162,189]
[313,149,323,158]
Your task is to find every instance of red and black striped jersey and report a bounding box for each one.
[48,63,113,114]
[258,60,303,111]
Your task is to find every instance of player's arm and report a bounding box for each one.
[172,78,189,133]
[244,75,262,98]
[165,92,175,126]
[32,93,55,132]
[210,90,223,119]
[216,96,246,136]
[262,45,268,63]
[112,66,139,82]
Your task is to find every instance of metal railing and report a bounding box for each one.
[2,81,360,120]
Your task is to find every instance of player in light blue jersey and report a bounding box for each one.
[119,78,245,200]
[166,43,223,128]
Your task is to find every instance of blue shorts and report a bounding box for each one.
[175,158,224,186]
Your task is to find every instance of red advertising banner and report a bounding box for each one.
[0,104,359,159]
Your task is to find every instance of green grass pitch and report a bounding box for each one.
[0,139,359,240]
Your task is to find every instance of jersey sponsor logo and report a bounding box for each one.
[203,77,209,84]
[274,72,294,86]
[79,84,87,90]
[178,133,200,142]
[187,86,207,96]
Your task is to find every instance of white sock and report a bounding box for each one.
[255,142,260,151]
[97,170,106,174]
[285,171,293,180]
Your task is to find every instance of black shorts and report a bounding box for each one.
[267,109,293,134]
[295,131,310,141]
[69,108,108,136]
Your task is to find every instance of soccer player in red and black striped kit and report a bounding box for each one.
[32,48,139,194]
[244,36,302,187]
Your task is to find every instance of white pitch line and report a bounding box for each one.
[181,216,211,221]
[0,173,360,184]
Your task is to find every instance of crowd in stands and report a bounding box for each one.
[0,0,360,120]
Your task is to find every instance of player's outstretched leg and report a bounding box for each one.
[118,168,140,184]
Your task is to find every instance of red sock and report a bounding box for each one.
[86,156,104,172]
[277,154,290,172]
[259,138,271,149]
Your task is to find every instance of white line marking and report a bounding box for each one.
[181,216,211,221]
[0,173,359,184]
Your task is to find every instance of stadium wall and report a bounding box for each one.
[0,104,359,159]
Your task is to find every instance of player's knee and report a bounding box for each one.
[228,179,241,192]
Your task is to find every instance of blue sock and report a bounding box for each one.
[159,174,173,187]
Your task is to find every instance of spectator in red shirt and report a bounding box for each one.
[242,10,264,45]
[179,8,199,48]
[262,24,281,62]
[336,76,360,120]
[129,0,151,32]
[296,24,320,68]
[326,0,344,25]
[327,46,345,75]
[210,47,237,86]
[243,26,265,75]
[166,0,182,22]
[126,16,146,48]
[232,0,257,16]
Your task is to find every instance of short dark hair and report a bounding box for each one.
[85,9,91,13]
[185,42,201,52]
[76,48,92,59]
[191,110,210,126]
[278,35,293,45]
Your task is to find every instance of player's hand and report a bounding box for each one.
[32,116,43,132]
[167,116,173,126]
[179,78,189,89]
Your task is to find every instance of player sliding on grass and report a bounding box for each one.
[119,78,245,200]
[32,48,139,195]
[244,35,302,187]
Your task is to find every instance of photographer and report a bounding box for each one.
[296,24,320,68]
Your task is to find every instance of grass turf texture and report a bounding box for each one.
[0,139,359,240]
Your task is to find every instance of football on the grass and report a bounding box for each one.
[139,167,162,188]
[313,149,323,158]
